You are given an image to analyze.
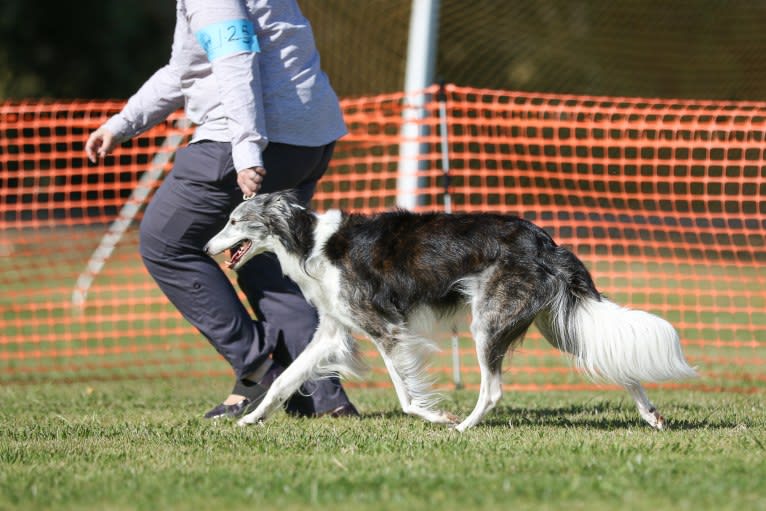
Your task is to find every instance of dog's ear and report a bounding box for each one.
[270,189,307,213]
[273,189,300,207]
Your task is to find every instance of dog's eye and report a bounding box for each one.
[230,219,237,225]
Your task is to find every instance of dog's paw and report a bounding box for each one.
[452,421,470,433]
[237,413,262,427]
[652,411,666,430]
[442,411,460,424]
[406,405,459,425]
[640,407,665,430]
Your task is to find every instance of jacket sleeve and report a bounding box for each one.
[183,0,267,171]
[103,15,186,141]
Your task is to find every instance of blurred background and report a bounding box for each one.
[2,0,766,101]
[1,1,764,389]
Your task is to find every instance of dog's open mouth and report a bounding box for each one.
[226,240,253,269]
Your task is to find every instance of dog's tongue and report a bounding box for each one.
[226,240,251,269]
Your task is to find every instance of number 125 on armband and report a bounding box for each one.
[196,19,261,61]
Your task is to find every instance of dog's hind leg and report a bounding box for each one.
[455,298,535,432]
[454,325,523,432]
[625,382,665,430]
[238,318,355,425]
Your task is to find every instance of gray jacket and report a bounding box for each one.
[104,0,347,171]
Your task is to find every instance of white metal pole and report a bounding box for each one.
[397,0,440,210]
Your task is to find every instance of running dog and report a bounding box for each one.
[204,191,697,431]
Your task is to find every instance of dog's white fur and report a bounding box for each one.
[204,191,697,431]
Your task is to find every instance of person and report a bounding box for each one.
[85,0,357,419]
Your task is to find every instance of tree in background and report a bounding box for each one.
[0,0,173,99]
[3,0,766,101]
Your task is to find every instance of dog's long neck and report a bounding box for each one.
[265,202,316,259]
[268,208,343,305]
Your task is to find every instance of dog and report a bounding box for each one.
[204,190,697,431]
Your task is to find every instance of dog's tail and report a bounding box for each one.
[535,247,697,385]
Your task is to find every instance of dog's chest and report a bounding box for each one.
[302,265,348,317]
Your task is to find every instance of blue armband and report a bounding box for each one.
[196,19,260,61]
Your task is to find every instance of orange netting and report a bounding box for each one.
[1,85,764,392]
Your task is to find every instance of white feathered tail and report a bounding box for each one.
[537,287,698,385]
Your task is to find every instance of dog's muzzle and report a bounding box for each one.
[224,240,252,269]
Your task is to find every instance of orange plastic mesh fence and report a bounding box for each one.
[2,85,764,393]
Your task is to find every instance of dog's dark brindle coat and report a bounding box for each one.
[324,212,596,361]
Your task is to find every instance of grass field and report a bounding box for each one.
[3,229,765,509]
[1,380,764,511]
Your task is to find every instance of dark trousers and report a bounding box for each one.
[138,140,351,415]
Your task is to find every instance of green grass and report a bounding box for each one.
[1,381,765,511]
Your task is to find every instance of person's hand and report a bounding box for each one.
[85,126,118,163]
[238,166,267,200]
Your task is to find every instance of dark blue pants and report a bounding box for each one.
[138,140,352,415]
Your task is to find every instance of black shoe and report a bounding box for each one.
[203,397,260,420]
[315,403,360,418]
[203,361,282,420]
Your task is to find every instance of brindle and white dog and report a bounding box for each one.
[204,191,696,431]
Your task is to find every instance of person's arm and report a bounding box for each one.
[183,0,267,197]
[86,17,186,163]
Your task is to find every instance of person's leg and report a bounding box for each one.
[236,142,356,416]
[139,141,275,386]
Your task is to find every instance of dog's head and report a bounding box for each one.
[204,190,306,270]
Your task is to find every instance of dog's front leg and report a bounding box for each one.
[238,318,343,426]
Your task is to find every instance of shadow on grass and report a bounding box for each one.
[483,400,741,430]
[361,400,739,431]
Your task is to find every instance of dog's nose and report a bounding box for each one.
[202,243,211,255]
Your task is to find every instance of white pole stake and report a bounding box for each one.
[397,0,440,210]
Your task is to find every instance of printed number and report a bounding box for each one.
[198,20,257,59]
[227,25,238,42]
[206,24,247,51]
[226,22,250,42]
